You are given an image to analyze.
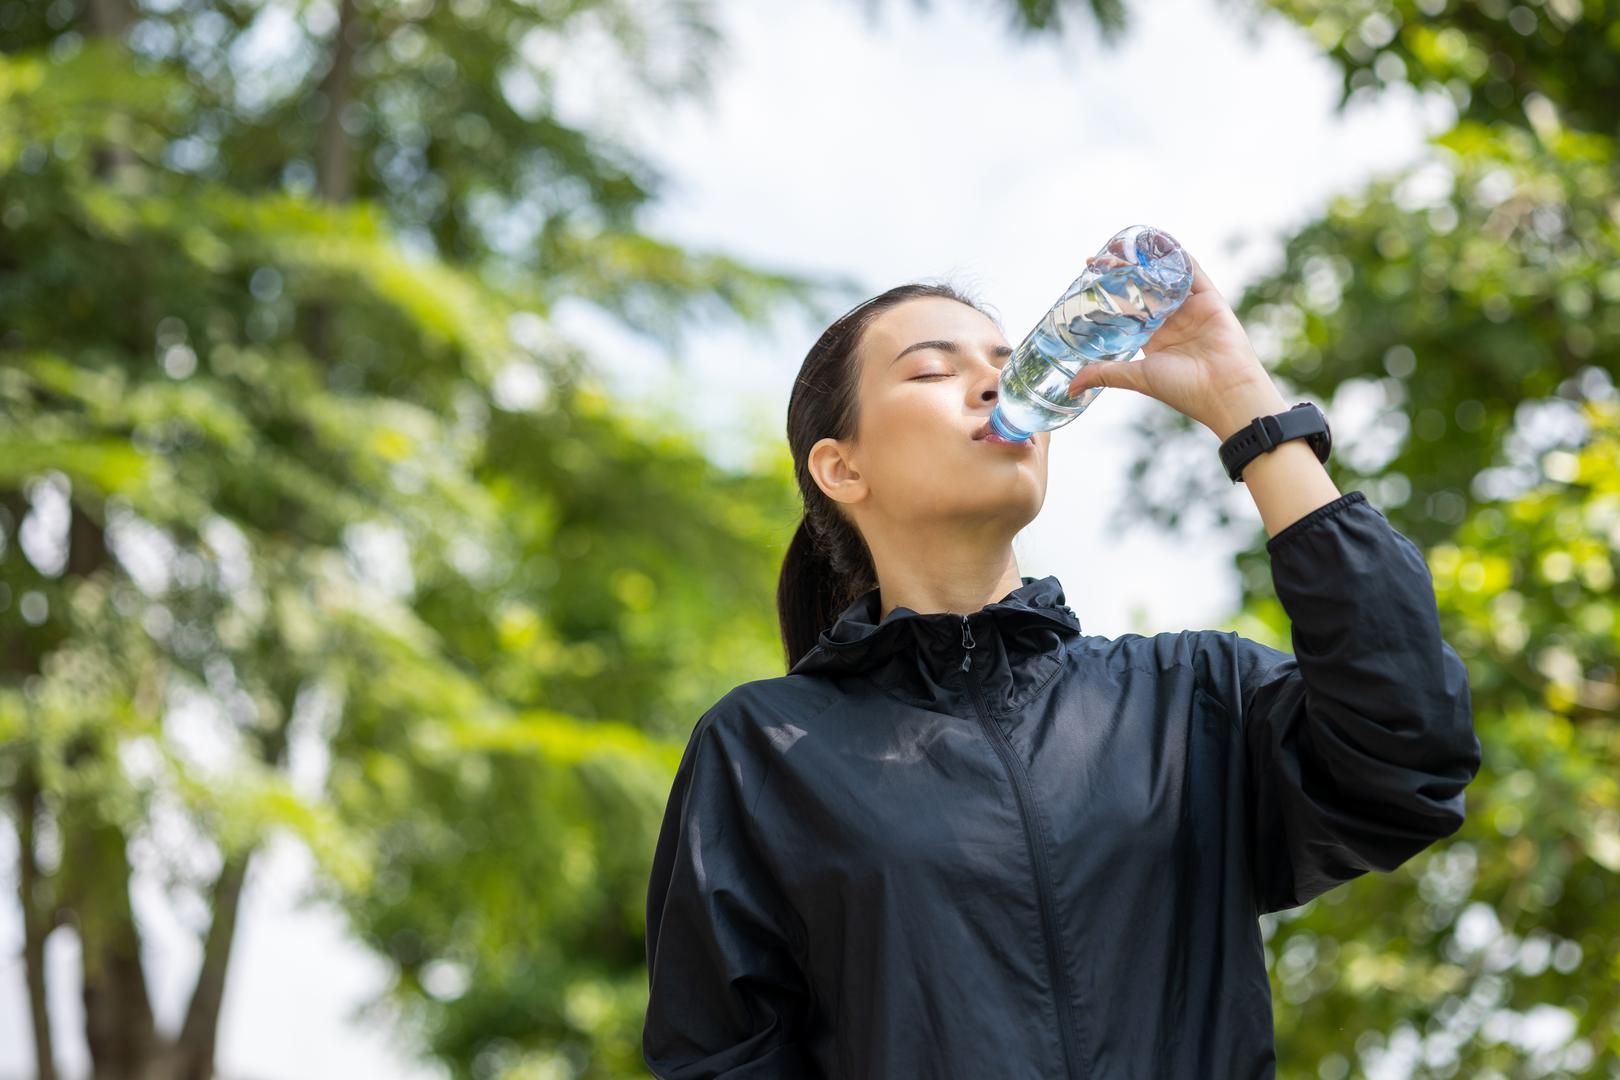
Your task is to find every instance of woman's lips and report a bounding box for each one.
[972,420,1032,446]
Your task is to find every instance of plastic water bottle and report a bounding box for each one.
[984,225,1195,443]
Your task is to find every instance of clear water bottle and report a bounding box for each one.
[984,224,1195,444]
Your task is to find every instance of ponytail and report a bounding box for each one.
[777,513,875,671]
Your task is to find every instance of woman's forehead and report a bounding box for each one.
[862,298,1004,363]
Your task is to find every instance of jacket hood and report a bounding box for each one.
[788,573,1082,685]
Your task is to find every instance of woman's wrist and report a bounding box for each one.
[1202,379,1290,443]
[1200,379,1342,538]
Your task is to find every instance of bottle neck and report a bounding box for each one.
[988,408,1032,442]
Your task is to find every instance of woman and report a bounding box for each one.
[641,257,1482,1078]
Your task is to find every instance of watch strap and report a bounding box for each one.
[1219,402,1329,483]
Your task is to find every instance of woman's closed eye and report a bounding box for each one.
[910,373,952,380]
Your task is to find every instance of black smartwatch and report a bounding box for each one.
[1218,401,1332,483]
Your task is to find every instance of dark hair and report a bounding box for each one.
[777,280,1000,671]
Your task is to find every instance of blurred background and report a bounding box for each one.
[1,0,1617,1077]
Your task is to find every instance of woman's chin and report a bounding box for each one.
[964,482,1045,520]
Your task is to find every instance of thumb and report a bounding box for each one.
[1068,359,1145,396]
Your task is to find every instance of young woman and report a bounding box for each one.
[641,257,1482,1079]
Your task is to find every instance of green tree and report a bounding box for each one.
[1104,0,1620,1073]
[0,2,827,1076]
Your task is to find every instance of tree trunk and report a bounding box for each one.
[60,7,158,1076]
[76,821,160,1080]
[316,0,360,205]
[14,766,58,1080]
[83,0,137,181]
[302,0,362,360]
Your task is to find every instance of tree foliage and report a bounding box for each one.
[1150,1,1620,1074]
[1,2,830,1076]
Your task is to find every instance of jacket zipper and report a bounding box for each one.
[960,613,1084,1078]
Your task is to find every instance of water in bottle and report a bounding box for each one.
[984,225,1195,444]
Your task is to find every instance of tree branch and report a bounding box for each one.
[171,696,296,1080]
[171,854,252,1080]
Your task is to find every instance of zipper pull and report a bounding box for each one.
[960,614,975,672]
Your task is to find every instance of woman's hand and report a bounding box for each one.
[1065,253,1287,439]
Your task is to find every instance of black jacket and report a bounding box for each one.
[642,491,1481,1079]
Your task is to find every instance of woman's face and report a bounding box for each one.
[811,296,1049,534]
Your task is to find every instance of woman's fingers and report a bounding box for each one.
[1185,253,1222,301]
[1068,359,1145,395]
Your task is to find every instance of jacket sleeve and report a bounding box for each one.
[1204,490,1483,915]
[643,709,819,1079]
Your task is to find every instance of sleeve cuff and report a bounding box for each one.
[1264,490,1370,556]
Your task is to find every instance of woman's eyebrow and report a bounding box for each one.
[889,340,1015,366]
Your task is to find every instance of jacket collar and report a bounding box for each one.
[788,574,1082,679]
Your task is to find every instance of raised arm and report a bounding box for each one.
[1202,491,1483,914]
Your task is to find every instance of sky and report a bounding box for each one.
[0,0,1464,1077]
[556,0,1455,637]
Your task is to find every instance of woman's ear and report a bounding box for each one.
[808,437,867,508]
